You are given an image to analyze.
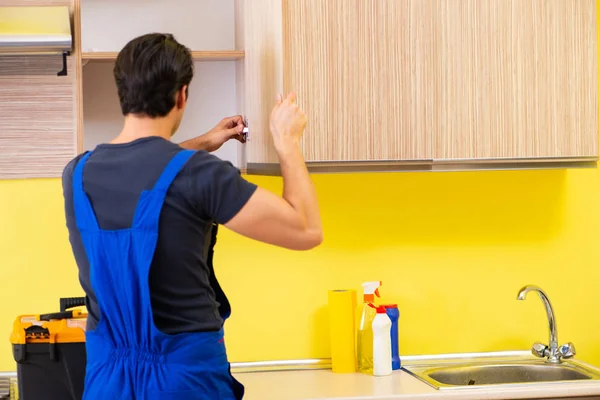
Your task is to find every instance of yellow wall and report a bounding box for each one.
[1,168,600,372]
[0,3,598,373]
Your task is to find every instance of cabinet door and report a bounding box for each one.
[0,56,76,179]
[436,0,597,161]
[242,0,597,174]
[283,0,436,163]
[236,0,284,167]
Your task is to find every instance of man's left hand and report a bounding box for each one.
[180,115,246,153]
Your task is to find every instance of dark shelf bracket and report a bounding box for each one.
[57,51,70,76]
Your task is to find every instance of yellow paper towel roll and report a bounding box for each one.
[328,289,357,373]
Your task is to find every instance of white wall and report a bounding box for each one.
[81,0,235,52]
[81,0,241,165]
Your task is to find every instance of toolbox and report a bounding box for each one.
[10,297,87,400]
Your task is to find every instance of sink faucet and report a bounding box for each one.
[517,285,575,364]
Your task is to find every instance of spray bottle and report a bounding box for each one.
[372,306,393,376]
[357,281,382,374]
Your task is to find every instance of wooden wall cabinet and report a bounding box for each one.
[237,0,598,174]
[0,0,78,179]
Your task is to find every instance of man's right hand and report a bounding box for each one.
[224,91,323,251]
[269,92,308,154]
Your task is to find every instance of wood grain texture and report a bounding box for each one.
[276,0,597,164]
[437,0,598,160]
[0,0,76,179]
[81,50,245,62]
[239,0,284,164]
[234,0,247,168]
[74,0,84,154]
[284,0,436,162]
[0,56,76,179]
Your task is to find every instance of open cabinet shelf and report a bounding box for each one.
[82,50,245,62]
[78,0,245,169]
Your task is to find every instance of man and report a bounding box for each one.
[62,33,322,399]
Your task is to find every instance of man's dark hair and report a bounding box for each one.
[113,33,194,118]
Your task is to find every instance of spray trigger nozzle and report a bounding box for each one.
[375,288,380,297]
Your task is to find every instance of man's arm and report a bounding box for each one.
[224,93,323,251]
[224,151,322,250]
[180,115,246,152]
[179,134,215,152]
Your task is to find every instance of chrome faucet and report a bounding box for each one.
[517,285,575,363]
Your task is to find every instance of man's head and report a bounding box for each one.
[114,33,194,135]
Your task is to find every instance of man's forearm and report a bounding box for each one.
[180,135,210,151]
[278,143,322,238]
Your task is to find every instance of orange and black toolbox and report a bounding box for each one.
[10,297,87,400]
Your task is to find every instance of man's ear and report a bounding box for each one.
[176,85,188,109]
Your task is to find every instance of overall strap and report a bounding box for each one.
[72,152,100,232]
[153,149,197,192]
[132,149,195,229]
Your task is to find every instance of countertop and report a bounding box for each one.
[235,369,600,400]
[233,352,600,400]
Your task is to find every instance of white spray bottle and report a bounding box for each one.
[372,305,392,376]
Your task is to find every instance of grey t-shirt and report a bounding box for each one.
[62,136,257,333]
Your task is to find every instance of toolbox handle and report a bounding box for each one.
[39,309,84,321]
[36,297,86,321]
[60,297,86,312]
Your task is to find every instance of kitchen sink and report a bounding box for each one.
[404,358,600,390]
[428,363,590,385]
[403,284,600,390]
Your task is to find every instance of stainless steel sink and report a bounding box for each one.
[403,285,600,390]
[404,358,600,390]
[428,363,590,385]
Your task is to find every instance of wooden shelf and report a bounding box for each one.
[82,50,245,62]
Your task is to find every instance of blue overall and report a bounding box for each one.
[72,150,244,400]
